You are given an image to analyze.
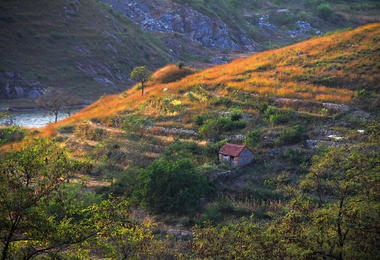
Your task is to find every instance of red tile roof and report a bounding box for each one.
[218,143,251,157]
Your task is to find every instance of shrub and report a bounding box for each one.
[193,114,205,126]
[210,96,234,108]
[356,89,372,99]
[134,159,213,213]
[230,109,243,121]
[176,61,185,69]
[199,119,220,140]
[268,11,296,27]
[163,139,202,161]
[317,3,334,20]
[298,11,309,21]
[57,125,74,133]
[276,125,307,146]
[256,101,268,113]
[244,129,264,148]
[264,106,293,124]
[153,65,194,84]
[203,139,228,159]
[282,148,310,165]
[264,106,278,118]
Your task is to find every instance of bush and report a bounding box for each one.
[203,139,228,159]
[58,125,74,133]
[198,114,246,140]
[268,11,296,27]
[298,11,309,21]
[134,159,213,213]
[256,101,268,113]
[230,109,243,121]
[193,113,213,126]
[264,106,278,118]
[282,148,310,165]
[264,106,293,125]
[317,3,334,20]
[163,139,202,161]
[356,89,372,99]
[176,61,185,69]
[199,119,220,140]
[210,96,234,108]
[276,125,307,146]
[244,129,264,148]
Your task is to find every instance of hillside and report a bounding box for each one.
[1,0,379,111]
[40,23,378,126]
[34,23,379,180]
[1,23,379,259]
[0,0,171,107]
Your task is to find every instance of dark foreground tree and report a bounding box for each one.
[0,138,92,260]
[0,110,17,146]
[130,66,152,96]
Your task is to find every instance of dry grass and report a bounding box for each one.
[35,23,379,138]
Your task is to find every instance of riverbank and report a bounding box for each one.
[0,97,93,112]
[0,108,84,128]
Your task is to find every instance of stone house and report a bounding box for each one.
[218,143,254,167]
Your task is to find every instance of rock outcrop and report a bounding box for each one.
[0,72,45,100]
[101,0,258,51]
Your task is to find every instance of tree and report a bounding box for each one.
[0,110,17,146]
[317,3,334,20]
[36,88,79,123]
[134,158,213,213]
[244,129,264,148]
[130,66,152,96]
[0,138,93,259]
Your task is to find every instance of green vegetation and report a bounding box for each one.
[1,23,380,258]
[317,3,334,20]
[0,138,91,259]
[190,132,380,259]
[130,66,152,96]
[134,158,213,213]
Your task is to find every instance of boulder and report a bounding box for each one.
[0,71,43,100]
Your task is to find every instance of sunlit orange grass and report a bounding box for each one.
[245,77,281,89]
[41,88,155,137]
[252,86,277,95]
[213,74,234,85]
[315,94,352,103]
[152,64,175,78]
[307,84,354,96]
[276,88,297,98]
[200,69,225,81]
[298,92,314,100]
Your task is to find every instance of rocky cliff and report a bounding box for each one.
[0,72,44,100]
[101,0,259,51]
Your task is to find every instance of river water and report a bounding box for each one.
[0,108,82,128]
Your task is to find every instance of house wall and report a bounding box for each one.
[236,148,254,166]
[219,148,254,167]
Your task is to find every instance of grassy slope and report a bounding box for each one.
[0,0,171,100]
[41,23,379,134]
